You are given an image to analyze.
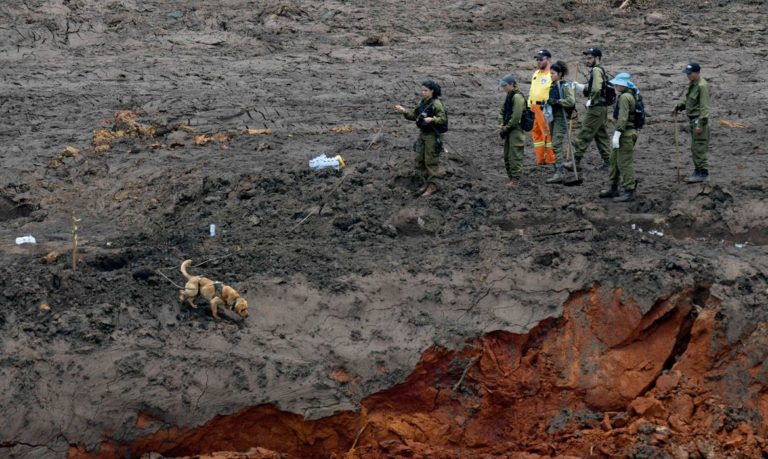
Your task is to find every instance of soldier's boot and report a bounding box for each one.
[598,183,620,198]
[685,168,708,183]
[613,189,636,202]
[563,156,582,171]
[546,165,564,184]
[598,157,611,170]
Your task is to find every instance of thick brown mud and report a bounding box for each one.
[1,0,767,458]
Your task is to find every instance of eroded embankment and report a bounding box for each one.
[68,286,768,458]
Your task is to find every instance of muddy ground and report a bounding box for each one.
[1,0,767,457]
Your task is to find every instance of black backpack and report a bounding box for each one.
[630,88,646,129]
[599,67,616,105]
[520,106,535,131]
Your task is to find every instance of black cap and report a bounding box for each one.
[583,47,602,57]
[535,49,552,59]
[683,63,701,74]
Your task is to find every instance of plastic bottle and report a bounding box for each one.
[308,154,346,171]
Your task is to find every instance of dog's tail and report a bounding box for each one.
[180,259,194,280]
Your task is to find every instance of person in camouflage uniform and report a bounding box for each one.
[545,61,576,184]
[599,72,639,202]
[569,47,612,171]
[394,80,447,196]
[497,74,526,188]
[674,63,711,183]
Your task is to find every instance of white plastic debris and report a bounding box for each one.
[15,235,36,245]
[309,154,346,171]
[209,224,216,237]
[734,242,748,248]
[648,230,664,237]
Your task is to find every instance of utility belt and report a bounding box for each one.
[589,102,608,107]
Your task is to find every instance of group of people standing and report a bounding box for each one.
[394,47,712,201]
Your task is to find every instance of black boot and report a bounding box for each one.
[598,158,611,170]
[685,168,707,183]
[613,189,636,202]
[599,183,620,198]
[563,156,582,171]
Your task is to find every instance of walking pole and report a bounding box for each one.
[563,116,582,186]
[673,112,682,183]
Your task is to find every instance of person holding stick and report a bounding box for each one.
[673,63,711,183]
[544,61,576,184]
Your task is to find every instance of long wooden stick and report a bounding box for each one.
[71,212,79,271]
[674,112,682,183]
[350,422,369,451]
[452,355,480,391]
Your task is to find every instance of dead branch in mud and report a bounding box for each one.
[290,171,350,233]
[350,421,369,451]
[71,212,79,272]
[452,355,480,391]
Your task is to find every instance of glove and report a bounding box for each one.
[585,99,592,108]
[612,131,621,149]
[499,126,509,139]
[546,98,560,106]
[571,82,586,92]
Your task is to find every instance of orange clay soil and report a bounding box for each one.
[69,286,768,458]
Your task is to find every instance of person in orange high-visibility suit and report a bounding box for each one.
[528,49,556,164]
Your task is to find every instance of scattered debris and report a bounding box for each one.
[15,235,36,245]
[194,132,229,145]
[91,112,158,153]
[309,154,346,170]
[329,125,354,133]
[244,127,273,135]
[48,146,82,168]
[734,242,748,248]
[632,224,665,237]
[39,303,50,312]
[177,122,195,133]
[42,250,60,264]
[719,119,749,129]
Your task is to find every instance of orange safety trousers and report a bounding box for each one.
[530,103,555,164]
